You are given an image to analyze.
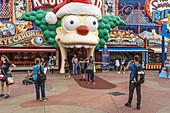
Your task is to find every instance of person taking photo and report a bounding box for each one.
[125,55,142,110]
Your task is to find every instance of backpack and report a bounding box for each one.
[65,62,69,69]
[37,65,46,83]
[132,64,145,84]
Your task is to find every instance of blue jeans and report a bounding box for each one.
[34,80,45,99]
[73,63,77,74]
[87,70,94,82]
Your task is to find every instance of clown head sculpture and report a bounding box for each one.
[21,0,125,73]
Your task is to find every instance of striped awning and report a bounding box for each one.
[0,48,56,52]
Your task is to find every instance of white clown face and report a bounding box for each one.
[56,15,99,48]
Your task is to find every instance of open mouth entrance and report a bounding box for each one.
[67,48,87,69]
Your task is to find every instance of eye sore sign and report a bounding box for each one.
[0,31,43,46]
[144,0,170,25]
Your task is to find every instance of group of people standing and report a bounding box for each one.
[0,53,169,110]
[113,56,127,73]
[0,55,48,102]
[65,55,98,84]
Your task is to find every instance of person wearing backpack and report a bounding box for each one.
[64,59,71,80]
[125,55,144,110]
[33,58,48,102]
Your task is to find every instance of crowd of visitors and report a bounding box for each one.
[0,53,169,111]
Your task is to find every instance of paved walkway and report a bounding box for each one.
[0,70,170,113]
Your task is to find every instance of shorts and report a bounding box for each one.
[121,64,126,66]
[115,65,120,67]
[81,69,85,74]
[166,67,170,69]
[65,69,69,73]
[1,74,11,84]
[1,78,6,82]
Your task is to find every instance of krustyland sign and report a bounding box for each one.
[32,0,103,10]
[0,30,43,46]
[144,0,170,25]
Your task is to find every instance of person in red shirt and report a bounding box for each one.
[72,55,78,75]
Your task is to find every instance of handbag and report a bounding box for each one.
[0,68,5,81]
[0,74,4,81]
[6,75,15,85]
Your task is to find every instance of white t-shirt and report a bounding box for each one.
[122,59,126,65]
[115,60,120,66]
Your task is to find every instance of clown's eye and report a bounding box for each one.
[84,16,98,32]
[33,36,43,45]
[64,15,80,31]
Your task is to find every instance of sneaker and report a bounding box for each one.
[123,72,125,74]
[125,103,131,107]
[64,78,67,80]
[118,72,120,74]
[79,79,83,81]
[0,94,4,97]
[92,82,96,84]
[36,99,40,102]
[137,105,140,110]
[88,82,90,84]
[5,94,10,99]
[42,98,48,102]
[69,75,71,79]
[83,79,86,81]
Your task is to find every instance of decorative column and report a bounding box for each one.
[2,0,7,18]
[137,2,141,34]
[162,36,165,67]
[144,38,147,68]
[56,49,59,70]
[146,52,148,63]
[142,52,145,67]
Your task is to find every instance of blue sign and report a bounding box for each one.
[101,49,110,68]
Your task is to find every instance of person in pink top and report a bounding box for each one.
[72,55,78,75]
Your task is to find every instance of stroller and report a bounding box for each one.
[23,71,34,85]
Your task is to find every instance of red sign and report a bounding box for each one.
[144,0,170,25]
[32,0,103,11]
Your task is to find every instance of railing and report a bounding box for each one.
[145,63,162,70]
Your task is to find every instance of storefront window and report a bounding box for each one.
[0,52,56,66]
[148,52,162,64]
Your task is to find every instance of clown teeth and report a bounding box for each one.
[75,45,82,48]
[83,45,90,48]
[66,45,69,48]
[63,45,94,48]
[69,45,74,48]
